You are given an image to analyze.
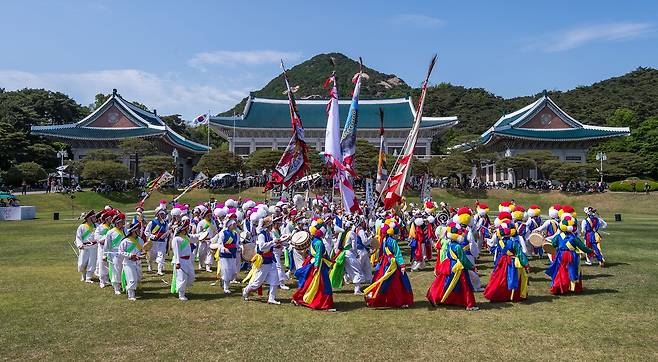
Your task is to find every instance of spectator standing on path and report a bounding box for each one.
[21,181,27,195]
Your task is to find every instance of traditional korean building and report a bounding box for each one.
[30,89,209,182]
[209,95,458,159]
[474,92,630,183]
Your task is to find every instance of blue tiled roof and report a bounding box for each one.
[31,126,164,140]
[481,95,630,144]
[211,97,457,129]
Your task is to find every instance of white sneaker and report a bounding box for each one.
[230,279,240,284]
[279,284,290,290]
[267,300,281,305]
[224,289,232,294]
[85,279,94,284]
[157,271,164,276]
[205,267,212,273]
[179,296,189,301]
[242,288,249,301]
[114,290,121,295]
[80,275,85,282]
[128,297,136,301]
[354,291,364,296]
[99,282,106,289]
[585,260,593,266]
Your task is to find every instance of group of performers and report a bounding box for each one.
[74,196,609,310]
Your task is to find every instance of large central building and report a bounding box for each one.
[209,95,458,159]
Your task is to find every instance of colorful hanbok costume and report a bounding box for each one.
[427,223,477,310]
[483,222,529,302]
[364,221,413,308]
[545,216,593,295]
[409,217,426,271]
[582,212,607,266]
[293,221,334,310]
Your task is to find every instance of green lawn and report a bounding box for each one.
[1,190,657,360]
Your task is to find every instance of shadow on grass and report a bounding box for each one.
[582,273,613,280]
[580,288,619,295]
[476,302,514,311]
[602,262,630,268]
[524,294,559,305]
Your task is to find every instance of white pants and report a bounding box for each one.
[198,242,213,267]
[122,260,141,291]
[352,249,372,284]
[219,256,238,283]
[273,249,287,284]
[344,250,360,283]
[110,255,124,285]
[77,246,98,280]
[155,241,167,271]
[466,254,481,290]
[411,246,426,271]
[244,263,279,301]
[175,259,195,295]
[291,248,306,272]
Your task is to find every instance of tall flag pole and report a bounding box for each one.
[322,57,361,214]
[264,60,309,191]
[375,107,388,194]
[340,57,367,176]
[322,57,342,173]
[382,54,437,210]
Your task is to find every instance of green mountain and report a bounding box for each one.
[223,53,658,151]
[221,52,412,115]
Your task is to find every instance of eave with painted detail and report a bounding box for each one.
[30,90,209,154]
[480,92,630,146]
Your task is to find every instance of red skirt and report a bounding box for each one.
[483,255,527,302]
[364,256,413,308]
[547,251,583,295]
[292,262,334,310]
[426,259,476,309]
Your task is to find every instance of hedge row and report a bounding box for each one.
[609,179,658,192]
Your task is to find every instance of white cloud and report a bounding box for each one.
[392,14,443,28]
[535,22,654,52]
[188,50,302,70]
[0,69,250,120]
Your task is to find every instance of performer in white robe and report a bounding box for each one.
[75,210,98,283]
[242,216,281,305]
[195,208,216,272]
[94,210,114,288]
[171,218,198,301]
[214,218,240,293]
[350,218,373,294]
[117,224,144,301]
[144,209,170,275]
[104,213,127,295]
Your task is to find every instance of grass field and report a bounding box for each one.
[1,189,657,361]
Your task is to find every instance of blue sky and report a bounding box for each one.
[1,0,656,120]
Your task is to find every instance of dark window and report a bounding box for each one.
[565,155,582,161]
[234,147,250,155]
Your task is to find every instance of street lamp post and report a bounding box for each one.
[56,150,67,190]
[596,151,607,184]
[172,148,179,187]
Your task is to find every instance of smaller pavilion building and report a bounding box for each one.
[31,89,209,182]
[474,92,630,183]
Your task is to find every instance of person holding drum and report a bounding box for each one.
[364,219,413,309]
[535,204,562,261]
[545,214,593,295]
[427,222,478,311]
[242,216,282,305]
[212,217,240,294]
[525,205,544,258]
[483,221,529,302]
[196,208,217,273]
[292,219,335,310]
